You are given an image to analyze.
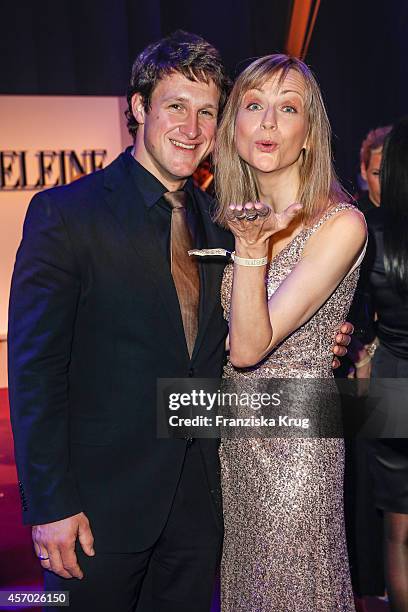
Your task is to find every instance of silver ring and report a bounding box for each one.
[227,208,246,220]
[257,206,270,218]
[245,211,258,221]
[38,554,50,560]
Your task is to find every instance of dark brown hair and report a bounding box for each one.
[126,30,231,140]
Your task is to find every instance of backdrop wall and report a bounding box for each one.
[0,95,131,384]
[1,0,406,186]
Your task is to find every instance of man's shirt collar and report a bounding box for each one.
[124,147,195,209]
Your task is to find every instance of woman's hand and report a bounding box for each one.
[226,201,302,250]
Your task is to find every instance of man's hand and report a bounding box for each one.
[332,322,354,369]
[32,512,94,579]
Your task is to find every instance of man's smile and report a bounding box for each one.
[169,138,199,150]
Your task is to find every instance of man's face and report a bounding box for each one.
[132,72,220,190]
[361,148,382,206]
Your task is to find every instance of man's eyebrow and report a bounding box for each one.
[163,95,218,108]
[200,103,219,109]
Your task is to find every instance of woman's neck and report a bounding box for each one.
[255,163,300,214]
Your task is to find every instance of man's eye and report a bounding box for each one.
[282,105,297,113]
[200,109,215,118]
[372,171,380,176]
[246,103,262,111]
[169,103,183,110]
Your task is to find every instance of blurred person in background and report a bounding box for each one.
[335,125,392,379]
[358,125,392,215]
[352,117,408,612]
[343,128,393,606]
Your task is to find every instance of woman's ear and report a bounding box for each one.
[131,93,146,126]
[302,125,311,152]
[302,135,309,152]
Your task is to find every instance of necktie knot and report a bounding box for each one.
[163,190,186,210]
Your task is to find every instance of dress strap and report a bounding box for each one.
[345,235,368,279]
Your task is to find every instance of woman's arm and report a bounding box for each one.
[229,209,367,367]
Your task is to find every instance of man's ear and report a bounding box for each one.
[360,161,368,181]
[131,93,146,125]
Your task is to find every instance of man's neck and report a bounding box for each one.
[131,146,186,192]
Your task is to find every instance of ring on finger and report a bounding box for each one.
[234,211,246,220]
[257,206,270,218]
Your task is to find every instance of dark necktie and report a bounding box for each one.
[163,191,200,357]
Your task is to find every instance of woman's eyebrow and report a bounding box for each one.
[243,88,263,94]
[279,89,303,97]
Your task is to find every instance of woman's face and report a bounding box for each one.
[234,69,309,177]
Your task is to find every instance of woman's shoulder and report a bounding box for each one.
[304,202,367,255]
[328,202,367,229]
[309,202,366,236]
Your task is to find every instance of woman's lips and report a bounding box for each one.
[255,141,278,152]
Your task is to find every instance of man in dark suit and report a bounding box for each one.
[8,30,352,612]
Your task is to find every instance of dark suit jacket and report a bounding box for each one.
[8,152,233,552]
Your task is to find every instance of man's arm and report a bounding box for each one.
[8,191,93,577]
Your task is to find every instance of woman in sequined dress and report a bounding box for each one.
[213,55,367,611]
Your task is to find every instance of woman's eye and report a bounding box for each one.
[282,105,297,113]
[246,102,262,111]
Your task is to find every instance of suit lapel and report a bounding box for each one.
[103,155,189,356]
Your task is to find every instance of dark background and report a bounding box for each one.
[1,0,407,189]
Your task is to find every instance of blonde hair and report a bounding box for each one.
[214,54,348,227]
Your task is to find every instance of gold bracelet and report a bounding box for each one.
[231,251,268,267]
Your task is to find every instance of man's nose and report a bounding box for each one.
[179,113,201,140]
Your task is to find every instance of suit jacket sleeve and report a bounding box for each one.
[8,190,83,525]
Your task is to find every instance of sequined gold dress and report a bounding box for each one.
[220,204,363,612]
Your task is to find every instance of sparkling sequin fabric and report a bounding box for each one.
[220,204,362,611]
